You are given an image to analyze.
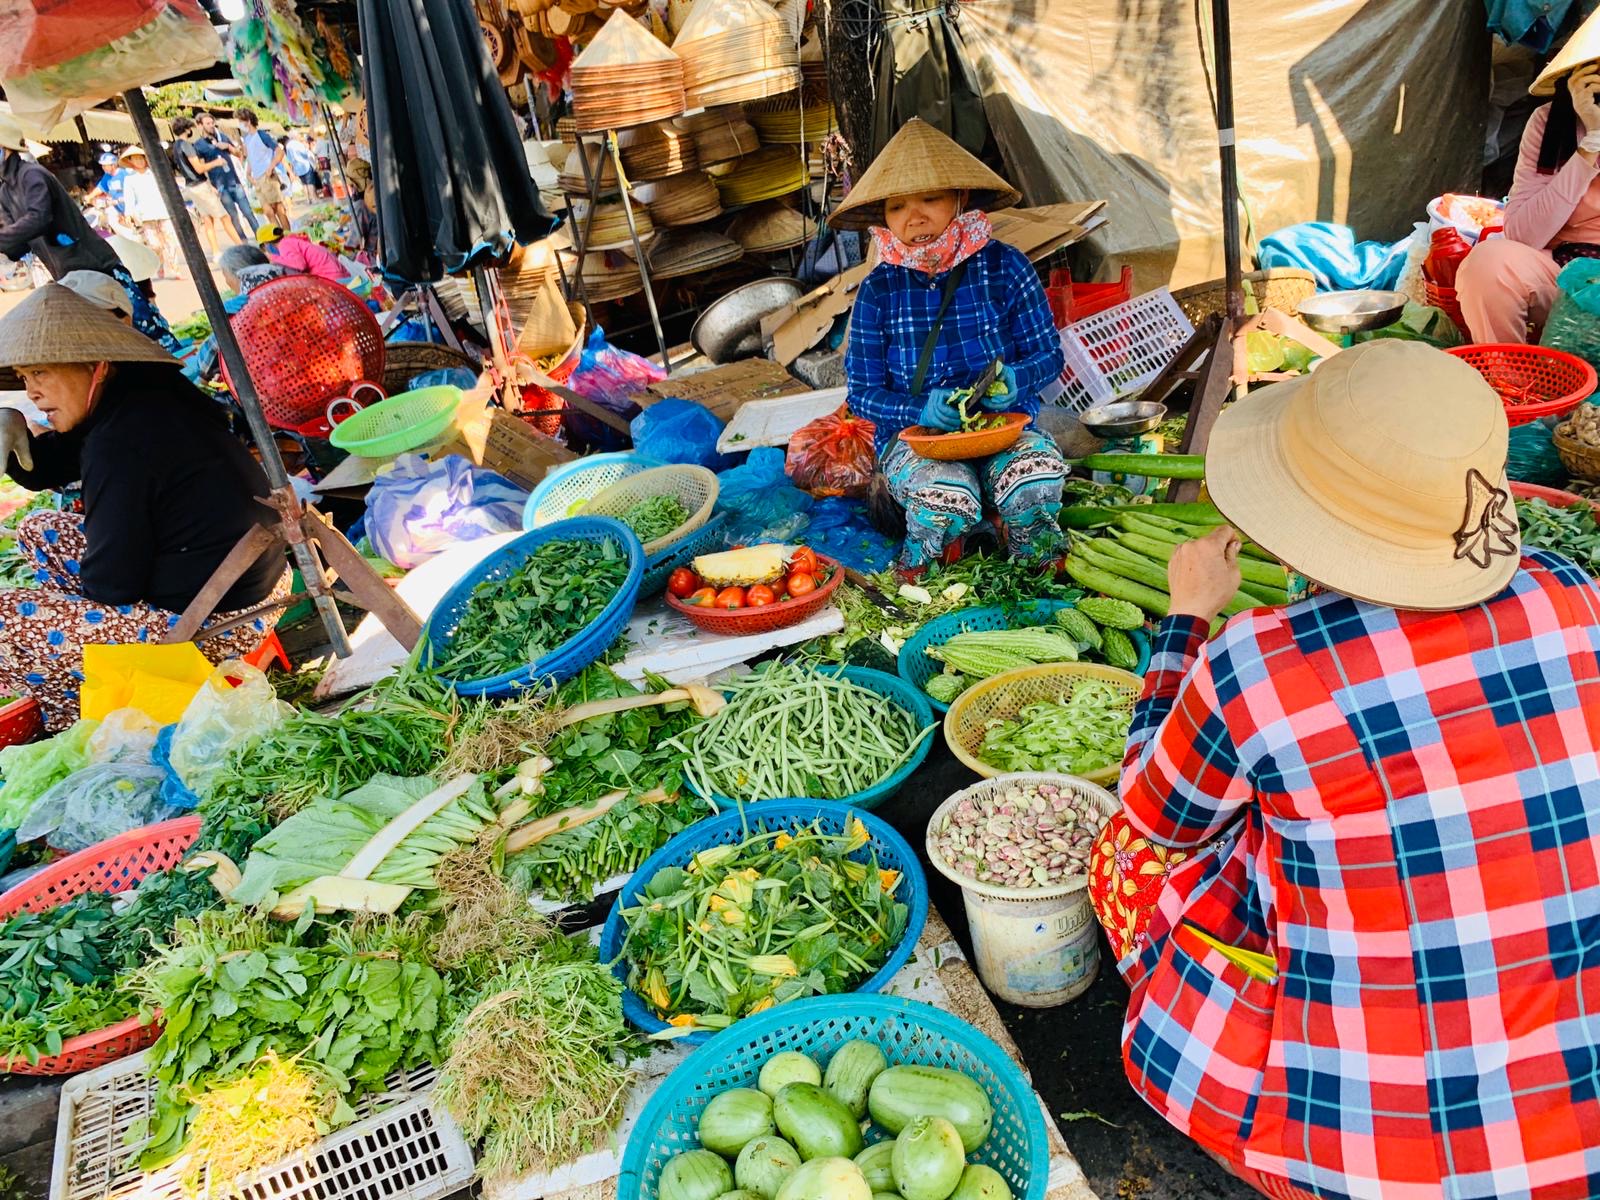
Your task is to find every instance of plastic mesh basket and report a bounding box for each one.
[1445,344,1597,428]
[579,464,719,555]
[899,601,1152,713]
[52,1053,472,1200]
[422,517,644,698]
[328,385,462,457]
[664,553,845,637]
[0,815,200,1074]
[0,694,43,748]
[616,994,1049,1199]
[640,512,728,597]
[522,452,664,529]
[598,801,929,1045]
[1050,288,1195,413]
[943,661,1144,786]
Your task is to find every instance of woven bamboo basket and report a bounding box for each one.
[1172,268,1318,323]
[1554,423,1600,482]
[380,342,476,395]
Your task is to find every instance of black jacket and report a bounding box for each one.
[10,365,283,613]
[0,151,122,278]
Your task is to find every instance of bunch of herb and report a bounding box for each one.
[1516,497,1600,577]
[434,938,639,1182]
[0,894,135,1064]
[429,538,630,679]
[179,1052,339,1194]
[618,494,689,543]
[130,909,447,1168]
[617,817,908,1034]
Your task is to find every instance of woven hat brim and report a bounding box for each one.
[828,118,1019,231]
[1532,8,1600,95]
[1206,376,1521,612]
[0,283,178,370]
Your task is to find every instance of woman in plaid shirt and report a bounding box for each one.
[1089,340,1600,1200]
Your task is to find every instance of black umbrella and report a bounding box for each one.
[357,0,556,283]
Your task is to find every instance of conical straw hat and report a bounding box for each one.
[1533,7,1600,95]
[572,8,680,66]
[673,0,785,47]
[0,283,176,369]
[729,201,809,251]
[829,118,1020,231]
[517,276,581,357]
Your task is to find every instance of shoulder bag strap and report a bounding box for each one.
[909,258,971,396]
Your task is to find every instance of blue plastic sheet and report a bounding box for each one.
[631,398,732,471]
[1258,222,1413,292]
[805,498,900,573]
[714,450,901,569]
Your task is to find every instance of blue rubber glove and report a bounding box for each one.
[981,364,1020,411]
[919,388,963,431]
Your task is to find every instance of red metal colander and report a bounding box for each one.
[223,275,386,430]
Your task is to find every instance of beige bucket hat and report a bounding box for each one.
[1533,8,1600,95]
[829,118,1020,231]
[0,283,176,370]
[1206,340,1521,611]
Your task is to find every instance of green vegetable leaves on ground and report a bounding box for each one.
[1517,497,1600,577]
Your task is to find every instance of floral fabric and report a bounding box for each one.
[870,209,993,276]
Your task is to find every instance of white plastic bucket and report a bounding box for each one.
[926,773,1118,1008]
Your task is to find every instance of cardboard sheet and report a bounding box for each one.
[633,358,810,422]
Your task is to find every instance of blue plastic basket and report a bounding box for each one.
[685,665,936,811]
[600,801,929,1046]
[617,993,1049,1199]
[639,512,729,598]
[423,517,644,698]
[522,452,663,530]
[899,600,1152,713]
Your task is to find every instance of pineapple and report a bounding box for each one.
[692,544,791,587]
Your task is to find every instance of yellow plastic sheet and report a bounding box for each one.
[80,643,213,726]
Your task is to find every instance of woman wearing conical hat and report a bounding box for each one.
[0,285,290,731]
[832,119,1067,577]
[1087,339,1600,1198]
[1459,7,1600,341]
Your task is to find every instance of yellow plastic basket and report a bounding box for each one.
[579,464,719,556]
[943,662,1144,786]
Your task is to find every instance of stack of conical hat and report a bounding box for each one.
[635,171,723,225]
[643,228,745,278]
[558,142,620,194]
[671,0,800,107]
[746,96,835,143]
[568,198,657,250]
[674,105,760,165]
[728,201,809,252]
[575,247,647,301]
[713,145,807,205]
[570,11,687,133]
[617,121,700,180]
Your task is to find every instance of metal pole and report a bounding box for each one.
[606,133,671,373]
[319,100,364,239]
[1211,0,1244,324]
[123,87,352,656]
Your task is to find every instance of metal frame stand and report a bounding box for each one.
[318,99,364,237]
[123,88,422,656]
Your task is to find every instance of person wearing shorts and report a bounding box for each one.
[170,119,231,257]
[237,109,290,229]
[192,112,257,241]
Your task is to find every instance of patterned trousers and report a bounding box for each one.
[881,429,1066,569]
[105,264,180,353]
[0,511,289,732]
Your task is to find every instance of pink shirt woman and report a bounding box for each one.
[264,231,348,284]
[1458,65,1600,343]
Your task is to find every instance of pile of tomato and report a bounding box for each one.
[666,546,829,610]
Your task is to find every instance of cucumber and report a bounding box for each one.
[661,1149,734,1200]
[853,1142,897,1191]
[949,1164,1012,1200]
[774,1157,872,1200]
[759,1052,822,1098]
[735,1136,802,1200]
[868,1066,994,1154]
[700,1088,775,1159]
[1074,452,1205,479]
[890,1117,966,1200]
[823,1040,888,1119]
[773,1083,865,1161]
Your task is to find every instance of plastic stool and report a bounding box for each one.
[243,629,290,672]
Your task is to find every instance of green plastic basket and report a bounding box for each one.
[329,385,462,457]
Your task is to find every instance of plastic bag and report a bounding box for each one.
[0,719,97,830]
[566,328,663,452]
[1541,258,1600,364]
[1258,222,1412,292]
[0,0,223,132]
[80,642,213,726]
[366,453,529,570]
[786,406,877,498]
[166,661,291,801]
[16,763,173,852]
[805,497,900,573]
[409,366,479,392]
[86,708,162,765]
[631,398,731,470]
[1507,421,1570,488]
[717,447,814,546]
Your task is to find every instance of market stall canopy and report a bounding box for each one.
[357,0,555,282]
[960,0,1487,289]
[0,100,171,144]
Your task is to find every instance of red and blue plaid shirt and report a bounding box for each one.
[1115,549,1600,1200]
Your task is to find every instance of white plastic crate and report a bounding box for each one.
[53,1052,474,1200]
[1050,288,1195,413]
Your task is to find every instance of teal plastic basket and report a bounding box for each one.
[684,665,936,811]
[899,600,1152,713]
[523,453,663,529]
[617,994,1049,1199]
[328,385,461,457]
[639,512,728,597]
[600,802,928,1045]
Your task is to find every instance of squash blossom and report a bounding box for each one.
[748,954,798,977]
[846,817,869,851]
[645,967,671,1009]
[773,832,793,851]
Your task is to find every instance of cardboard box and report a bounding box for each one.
[635,358,808,422]
[457,403,577,491]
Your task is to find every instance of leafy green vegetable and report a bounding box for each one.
[977,682,1133,776]
[1517,497,1600,577]
[618,494,689,543]
[0,719,97,829]
[0,895,133,1064]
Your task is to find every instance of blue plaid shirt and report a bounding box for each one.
[845,240,1065,452]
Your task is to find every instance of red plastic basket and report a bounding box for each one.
[0,815,202,1075]
[1446,344,1597,428]
[1047,266,1133,329]
[664,554,843,636]
[1509,481,1595,511]
[0,695,44,749]
[222,275,386,431]
[1425,280,1471,342]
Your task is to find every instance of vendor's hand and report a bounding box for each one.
[919,389,962,432]
[1571,65,1600,134]
[980,364,1019,411]
[0,409,33,474]
[1167,525,1241,623]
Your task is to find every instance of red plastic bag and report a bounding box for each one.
[786,406,877,498]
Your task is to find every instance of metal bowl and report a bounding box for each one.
[1297,289,1406,336]
[1078,399,1167,440]
[690,276,805,364]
